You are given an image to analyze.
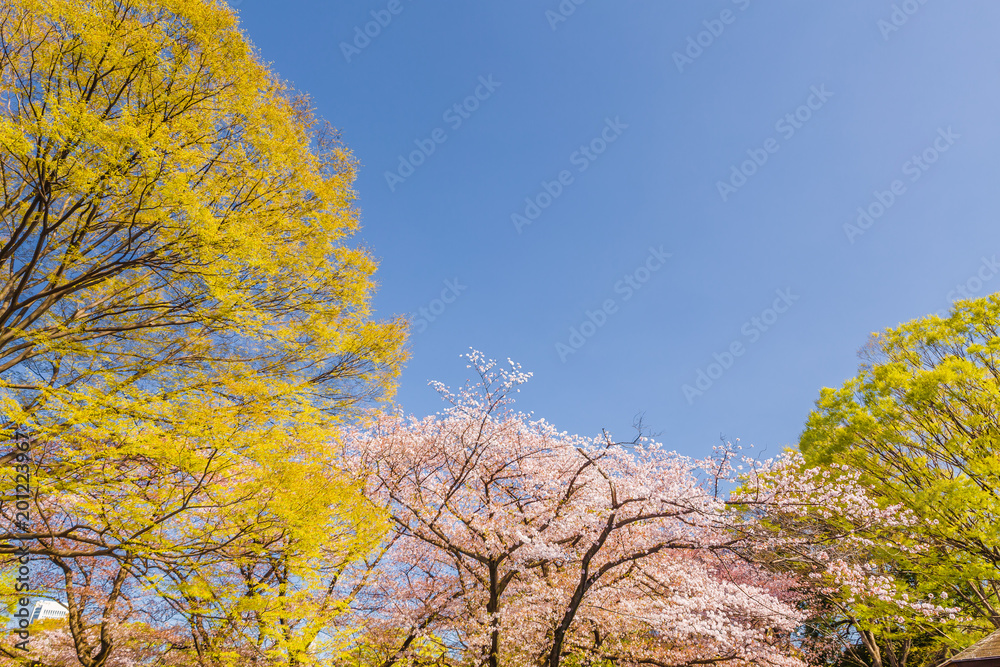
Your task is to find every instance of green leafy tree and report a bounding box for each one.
[798,295,1000,667]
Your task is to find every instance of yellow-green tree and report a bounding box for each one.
[799,295,1000,667]
[0,0,406,449]
[0,0,405,664]
[0,411,388,666]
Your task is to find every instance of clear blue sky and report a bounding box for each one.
[236,0,1000,457]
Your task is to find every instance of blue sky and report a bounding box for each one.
[236,0,1000,458]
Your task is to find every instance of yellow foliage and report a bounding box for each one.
[0,1,404,664]
[0,0,407,447]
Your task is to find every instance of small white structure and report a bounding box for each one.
[28,600,68,624]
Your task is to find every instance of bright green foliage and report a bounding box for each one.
[800,295,1000,667]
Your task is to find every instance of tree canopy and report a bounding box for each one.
[0,0,406,449]
[0,1,406,664]
[5,1,1000,667]
[799,295,1000,667]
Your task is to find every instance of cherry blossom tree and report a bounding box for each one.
[0,348,958,667]
[0,620,194,667]
[345,352,857,667]
[731,454,963,667]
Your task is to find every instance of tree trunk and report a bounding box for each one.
[486,562,501,667]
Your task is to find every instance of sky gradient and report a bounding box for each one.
[235,0,1000,458]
